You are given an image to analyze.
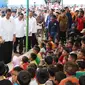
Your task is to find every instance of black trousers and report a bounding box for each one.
[0,42,13,64]
[24,34,38,51]
[45,29,48,40]
[60,31,66,43]
[24,36,32,51]
[32,33,38,48]
[14,37,24,53]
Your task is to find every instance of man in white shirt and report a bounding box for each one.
[14,13,25,54]
[0,9,16,64]
[24,11,38,51]
[29,11,38,48]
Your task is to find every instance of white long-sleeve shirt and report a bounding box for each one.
[29,17,37,34]
[24,19,32,36]
[24,17,37,36]
[15,18,25,38]
[0,17,16,42]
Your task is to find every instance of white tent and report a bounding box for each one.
[8,0,85,7]
[63,0,85,5]
[8,0,46,7]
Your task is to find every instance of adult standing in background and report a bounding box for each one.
[65,7,72,29]
[14,13,25,54]
[45,9,54,40]
[48,15,60,42]
[0,9,16,64]
[30,11,38,48]
[76,10,85,32]
[24,11,38,51]
[36,11,45,39]
[58,9,68,43]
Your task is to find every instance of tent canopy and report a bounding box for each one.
[8,0,45,7]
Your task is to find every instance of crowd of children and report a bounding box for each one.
[0,34,85,85]
[0,7,85,85]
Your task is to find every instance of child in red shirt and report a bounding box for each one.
[20,56,29,70]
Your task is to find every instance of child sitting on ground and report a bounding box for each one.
[72,42,80,53]
[59,62,79,85]
[27,67,38,85]
[11,66,23,85]
[20,56,29,70]
[33,45,40,65]
[45,65,56,85]
[36,67,49,85]
[48,36,55,50]
[17,70,31,85]
[65,40,73,52]
[68,52,77,63]
[77,48,85,63]
[30,53,37,65]
[55,71,66,85]
[58,47,69,64]
[39,42,46,59]
[46,42,53,56]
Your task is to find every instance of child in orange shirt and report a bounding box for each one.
[59,62,79,85]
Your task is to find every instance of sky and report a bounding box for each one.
[8,0,85,6]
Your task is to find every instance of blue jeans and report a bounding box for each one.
[51,32,57,42]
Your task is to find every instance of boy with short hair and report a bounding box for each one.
[76,61,85,78]
[17,70,31,85]
[45,65,56,85]
[27,67,38,85]
[33,45,40,65]
[20,56,29,70]
[36,67,49,85]
[59,62,79,85]
[58,47,69,64]
[55,71,66,85]
[11,66,23,85]
[30,53,37,65]
[45,56,53,65]
[68,52,77,63]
